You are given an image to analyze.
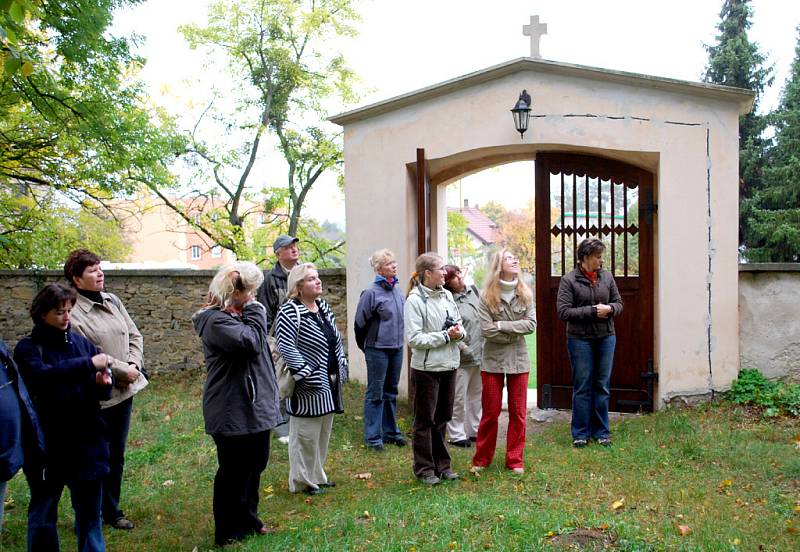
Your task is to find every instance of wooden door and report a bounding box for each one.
[416,148,432,255]
[534,153,656,412]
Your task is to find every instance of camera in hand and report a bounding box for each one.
[442,311,457,331]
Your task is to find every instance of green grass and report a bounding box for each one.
[2,371,799,551]
[526,333,537,389]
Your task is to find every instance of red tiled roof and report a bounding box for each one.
[449,206,500,245]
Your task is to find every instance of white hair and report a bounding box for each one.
[204,261,264,309]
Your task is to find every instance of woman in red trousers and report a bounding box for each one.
[471,248,536,475]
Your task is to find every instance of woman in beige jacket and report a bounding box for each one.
[65,249,147,530]
[471,248,536,475]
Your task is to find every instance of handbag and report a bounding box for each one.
[267,301,301,400]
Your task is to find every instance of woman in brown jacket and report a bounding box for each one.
[471,248,536,475]
[65,249,147,530]
[556,238,622,448]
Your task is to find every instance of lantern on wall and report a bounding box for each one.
[511,89,532,139]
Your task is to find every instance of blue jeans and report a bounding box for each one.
[100,397,132,524]
[25,472,105,552]
[363,347,403,445]
[567,335,617,441]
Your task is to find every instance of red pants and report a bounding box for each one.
[472,371,528,470]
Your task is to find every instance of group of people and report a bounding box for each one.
[0,235,622,549]
[354,238,622,485]
[1,249,146,551]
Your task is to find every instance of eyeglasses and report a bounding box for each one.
[503,255,518,262]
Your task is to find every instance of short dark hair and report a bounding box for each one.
[64,249,101,285]
[442,264,461,292]
[30,284,77,322]
[576,238,606,265]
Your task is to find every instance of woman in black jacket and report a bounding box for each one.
[193,262,282,546]
[13,284,114,552]
[556,238,623,448]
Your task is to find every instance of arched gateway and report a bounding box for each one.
[331,57,753,410]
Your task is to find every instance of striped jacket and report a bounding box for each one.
[274,298,346,417]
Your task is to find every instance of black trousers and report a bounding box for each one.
[411,369,456,478]
[211,430,270,546]
[100,397,133,523]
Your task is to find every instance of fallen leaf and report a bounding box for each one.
[304,497,313,504]
[731,538,741,546]
[676,524,692,536]
[611,498,625,510]
[448,542,457,549]
[353,472,372,480]
[718,479,733,490]
[162,480,175,487]
[263,484,274,494]
[163,414,171,422]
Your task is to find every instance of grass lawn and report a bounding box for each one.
[2,371,799,551]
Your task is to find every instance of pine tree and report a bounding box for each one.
[703,0,773,251]
[741,27,800,262]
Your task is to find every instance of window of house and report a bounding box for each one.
[190,245,201,260]
[211,245,222,258]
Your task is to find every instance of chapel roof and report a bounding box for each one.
[330,57,755,126]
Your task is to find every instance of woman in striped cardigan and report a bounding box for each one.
[274,263,347,495]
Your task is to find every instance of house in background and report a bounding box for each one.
[110,195,269,269]
[447,199,499,281]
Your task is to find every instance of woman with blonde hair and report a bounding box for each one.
[274,262,347,495]
[193,262,282,546]
[471,248,536,475]
[354,249,406,451]
[404,252,464,485]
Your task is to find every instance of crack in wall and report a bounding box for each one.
[706,127,714,393]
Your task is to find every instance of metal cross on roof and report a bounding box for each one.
[522,15,547,59]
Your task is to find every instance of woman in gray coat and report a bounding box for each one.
[193,262,281,546]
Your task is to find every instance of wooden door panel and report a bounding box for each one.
[535,153,655,413]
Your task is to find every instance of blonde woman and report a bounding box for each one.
[274,263,346,496]
[404,252,464,485]
[354,249,405,451]
[471,249,536,475]
[193,262,282,546]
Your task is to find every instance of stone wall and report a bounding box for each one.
[0,268,347,373]
[739,264,800,381]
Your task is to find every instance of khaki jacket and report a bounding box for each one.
[479,294,536,374]
[70,293,147,408]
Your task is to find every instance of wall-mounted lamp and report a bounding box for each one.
[511,90,532,139]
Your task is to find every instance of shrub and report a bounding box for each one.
[727,368,800,417]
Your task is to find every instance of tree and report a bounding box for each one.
[499,200,536,273]
[703,0,773,250]
[163,0,359,260]
[741,27,800,262]
[447,210,475,264]
[0,188,131,268]
[481,200,508,226]
[0,0,184,266]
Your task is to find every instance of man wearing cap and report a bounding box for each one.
[257,234,300,331]
[257,234,300,444]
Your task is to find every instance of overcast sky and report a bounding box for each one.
[114,0,800,223]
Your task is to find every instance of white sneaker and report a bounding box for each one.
[278,436,290,445]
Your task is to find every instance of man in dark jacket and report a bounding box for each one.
[0,339,44,531]
[256,234,300,331]
[256,234,299,442]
